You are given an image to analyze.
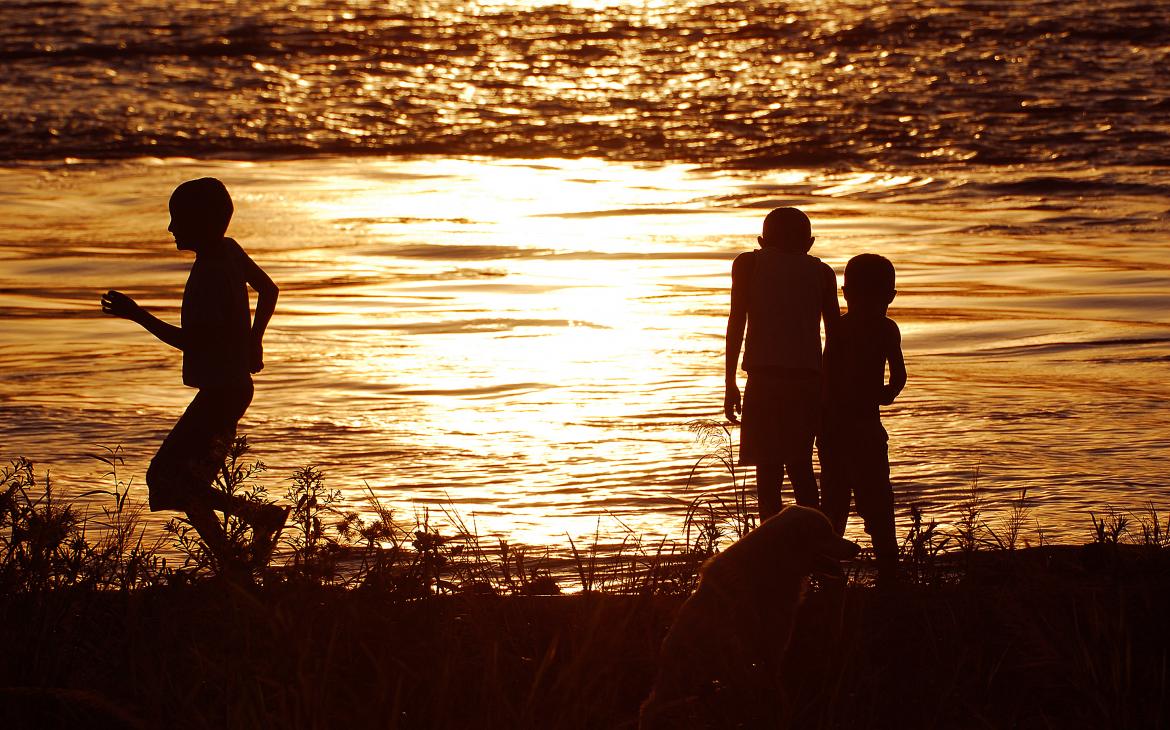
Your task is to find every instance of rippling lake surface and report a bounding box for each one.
[1,0,1168,550]
[5,0,1169,168]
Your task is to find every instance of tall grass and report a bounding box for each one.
[1,444,1168,729]
[1133,503,1170,548]
[0,420,738,598]
[952,472,1037,554]
[683,418,756,543]
[85,445,169,590]
[4,438,1168,597]
[0,450,166,592]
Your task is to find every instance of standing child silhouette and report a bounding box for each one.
[725,208,839,522]
[818,253,906,585]
[101,177,286,567]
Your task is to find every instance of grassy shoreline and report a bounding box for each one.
[2,545,1167,729]
[3,449,1169,728]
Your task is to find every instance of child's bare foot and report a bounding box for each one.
[250,503,289,568]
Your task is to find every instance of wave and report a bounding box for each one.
[536,207,723,219]
[971,177,1170,197]
[293,318,609,334]
[393,382,550,398]
[946,336,1170,358]
[391,244,548,260]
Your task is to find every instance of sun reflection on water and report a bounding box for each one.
[0,156,1168,552]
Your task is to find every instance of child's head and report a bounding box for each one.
[843,253,896,314]
[759,207,813,253]
[168,177,233,250]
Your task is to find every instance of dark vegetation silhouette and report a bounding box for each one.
[1,442,1169,728]
[101,178,286,575]
[724,208,839,521]
[0,440,1168,728]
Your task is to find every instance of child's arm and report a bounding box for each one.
[724,253,752,423]
[819,262,841,338]
[232,241,279,373]
[880,322,906,406]
[101,290,186,351]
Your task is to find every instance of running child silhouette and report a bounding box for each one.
[818,253,906,584]
[724,208,839,521]
[101,177,286,566]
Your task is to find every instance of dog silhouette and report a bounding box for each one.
[641,505,858,729]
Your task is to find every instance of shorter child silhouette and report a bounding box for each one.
[818,254,906,585]
[101,177,286,567]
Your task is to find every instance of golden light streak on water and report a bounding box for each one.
[0,156,1168,555]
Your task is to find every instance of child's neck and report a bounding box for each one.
[193,236,227,257]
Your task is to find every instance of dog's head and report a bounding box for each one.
[754,505,860,579]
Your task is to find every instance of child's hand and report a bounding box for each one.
[724,383,742,424]
[878,385,898,406]
[250,340,265,373]
[101,290,141,320]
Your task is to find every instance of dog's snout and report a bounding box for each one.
[837,537,861,560]
[807,537,860,578]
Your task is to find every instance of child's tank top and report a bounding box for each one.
[742,248,825,374]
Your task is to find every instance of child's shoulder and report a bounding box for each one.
[811,255,834,277]
[840,312,900,337]
[221,237,257,266]
[731,249,758,278]
[878,315,902,347]
[735,249,829,268]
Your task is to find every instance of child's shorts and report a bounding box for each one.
[819,418,892,526]
[738,370,821,467]
[146,381,254,512]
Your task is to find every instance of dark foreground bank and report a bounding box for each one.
[1,545,1166,730]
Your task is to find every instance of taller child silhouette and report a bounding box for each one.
[724,208,839,521]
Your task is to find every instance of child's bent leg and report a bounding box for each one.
[755,464,784,522]
[197,486,270,523]
[185,506,229,557]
